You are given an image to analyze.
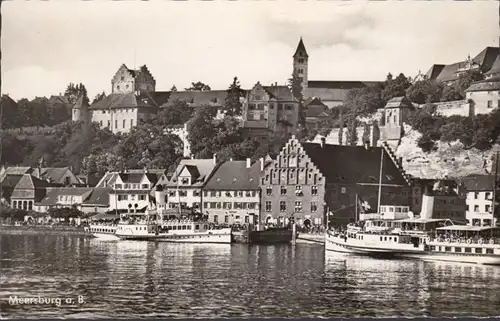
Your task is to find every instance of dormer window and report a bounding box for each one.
[181,178,189,185]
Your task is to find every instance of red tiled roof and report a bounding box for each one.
[88,93,158,110]
[204,160,271,190]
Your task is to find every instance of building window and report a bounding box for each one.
[341,187,347,194]
[117,85,120,90]
[295,186,303,196]
[142,184,149,189]
[298,68,304,74]
[168,191,176,197]
[298,58,304,64]
[311,202,318,212]
[108,120,111,128]
[266,186,272,196]
[265,201,272,212]
[115,120,118,129]
[123,120,126,128]
[311,186,318,196]
[294,201,302,212]
[474,205,479,212]
[139,195,146,201]
[474,192,479,199]
[224,215,229,223]
[487,100,493,108]
[485,192,492,200]
[280,201,286,212]
[486,204,491,213]
[245,216,249,223]
[214,215,218,223]
[130,119,134,127]
[280,186,287,195]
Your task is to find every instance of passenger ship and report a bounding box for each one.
[86,213,121,240]
[115,214,232,243]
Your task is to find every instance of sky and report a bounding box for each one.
[2,0,499,101]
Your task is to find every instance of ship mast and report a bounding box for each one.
[377,149,384,214]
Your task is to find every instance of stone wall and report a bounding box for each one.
[433,100,471,117]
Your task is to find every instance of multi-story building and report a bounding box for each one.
[163,156,220,212]
[460,174,498,227]
[95,169,164,213]
[465,79,500,115]
[202,158,270,225]
[259,136,411,227]
[10,174,59,211]
[242,82,300,137]
[34,187,94,212]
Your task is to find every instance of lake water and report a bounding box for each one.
[1,234,500,318]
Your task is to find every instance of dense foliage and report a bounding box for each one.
[407,107,500,152]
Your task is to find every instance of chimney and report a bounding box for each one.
[213,153,217,165]
[246,158,251,169]
[320,137,326,148]
[259,157,264,171]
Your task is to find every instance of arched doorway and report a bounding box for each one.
[304,219,311,227]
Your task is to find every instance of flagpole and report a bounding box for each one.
[492,151,499,237]
[355,193,358,223]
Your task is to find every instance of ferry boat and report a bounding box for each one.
[86,213,121,240]
[115,215,232,243]
[402,225,500,265]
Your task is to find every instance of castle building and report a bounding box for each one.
[241,82,300,137]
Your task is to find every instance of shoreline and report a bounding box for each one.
[0,225,94,237]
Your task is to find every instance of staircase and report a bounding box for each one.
[381,141,412,185]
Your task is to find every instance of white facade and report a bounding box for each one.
[466,90,500,115]
[202,190,260,225]
[164,123,191,157]
[466,191,496,226]
[109,174,155,212]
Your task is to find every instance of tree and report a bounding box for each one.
[457,70,484,97]
[170,85,178,92]
[288,70,303,102]
[151,99,193,126]
[381,73,411,102]
[362,123,370,145]
[185,82,211,91]
[224,77,245,116]
[406,79,443,104]
[346,118,358,146]
[64,83,89,105]
[92,91,106,104]
[0,95,21,129]
[441,85,464,102]
[338,112,344,145]
[344,85,385,117]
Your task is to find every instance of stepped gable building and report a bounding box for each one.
[425,46,499,85]
[293,38,382,108]
[202,157,271,225]
[259,136,411,227]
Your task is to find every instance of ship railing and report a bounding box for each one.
[431,237,500,245]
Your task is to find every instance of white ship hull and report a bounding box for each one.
[116,227,232,244]
[414,253,500,265]
[92,233,120,241]
[325,232,425,256]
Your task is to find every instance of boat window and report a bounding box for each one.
[430,246,436,251]
[394,237,397,242]
[389,237,392,241]
[182,226,187,230]
[380,237,383,241]
[384,237,387,241]
[486,249,494,254]
[455,247,462,253]
[464,248,471,253]
[172,226,177,230]
[195,225,200,230]
[445,247,451,252]
[475,248,482,254]
[135,227,138,230]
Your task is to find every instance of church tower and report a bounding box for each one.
[293,37,309,95]
[72,95,89,123]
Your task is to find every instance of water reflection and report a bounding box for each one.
[2,235,500,318]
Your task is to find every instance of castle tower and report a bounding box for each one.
[111,64,156,95]
[72,95,89,123]
[293,37,309,95]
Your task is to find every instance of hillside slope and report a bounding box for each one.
[395,124,500,179]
